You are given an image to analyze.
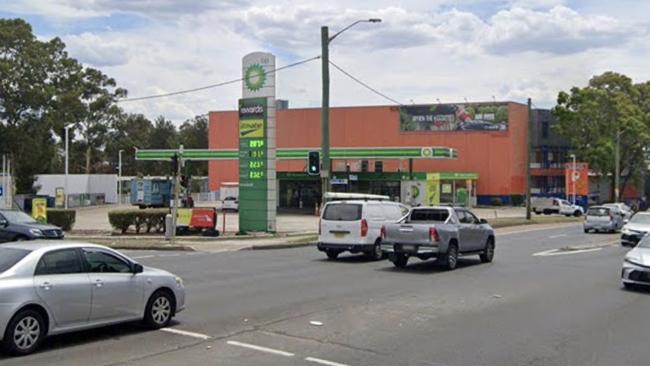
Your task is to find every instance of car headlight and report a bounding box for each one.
[29,228,44,236]
[175,276,184,287]
[621,227,631,235]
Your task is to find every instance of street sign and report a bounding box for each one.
[0,186,3,197]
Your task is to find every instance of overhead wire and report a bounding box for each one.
[117,55,321,103]
[328,59,404,106]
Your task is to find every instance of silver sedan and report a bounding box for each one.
[0,241,185,356]
[622,235,650,289]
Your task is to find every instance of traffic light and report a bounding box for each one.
[308,151,320,176]
[170,154,179,176]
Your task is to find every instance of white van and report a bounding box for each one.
[317,200,410,260]
[532,197,584,217]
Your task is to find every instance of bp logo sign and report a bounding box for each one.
[244,64,266,92]
[421,147,433,157]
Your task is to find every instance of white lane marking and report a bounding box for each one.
[159,254,181,257]
[226,341,295,357]
[533,247,602,256]
[160,328,211,340]
[132,255,155,259]
[499,224,578,236]
[305,357,351,366]
[549,234,568,239]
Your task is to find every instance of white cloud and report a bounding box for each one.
[11,0,648,121]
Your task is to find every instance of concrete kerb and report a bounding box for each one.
[67,219,581,252]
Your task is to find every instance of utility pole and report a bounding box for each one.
[570,154,577,205]
[321,25,330,203]
[320,19,381,203]
[526,98,532,220]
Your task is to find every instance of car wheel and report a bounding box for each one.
[14,235,28,242]
[583,228,589,233]
[144,290,174,329]
[325,249,339,260]
[390,253,409,268]
[623,282,636,290]
[441,243,458,270]
[366,240,383,261]
[3,309,46,356]
[574,210,582,217]
[480,238,495,263]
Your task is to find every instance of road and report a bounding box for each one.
[2,223,648,366]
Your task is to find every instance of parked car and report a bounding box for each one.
[602,203,633,220]
[0,209,64,243]
[380,206,495,270]
[317,200,410,260]
[621,212,650,247]
[0,241,185,356]
[583,206,624,233]
[621,235,650,289]
[531,197,583,217]
[222,196,239,212]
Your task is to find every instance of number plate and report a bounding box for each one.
[334,233,346,239]
[402,244,416,252]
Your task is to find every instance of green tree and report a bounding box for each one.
[553,72,649,200]
[105,113,154,176]
[147,116,178,176]
[0,19,70,192]
[178,114,208,176]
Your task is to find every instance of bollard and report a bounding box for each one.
[165,214,173,240]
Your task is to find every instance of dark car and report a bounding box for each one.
[0,209,64,243]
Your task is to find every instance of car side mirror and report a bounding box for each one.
[133,263,144,274]
[0,219,8,227]
[479,218,488,224]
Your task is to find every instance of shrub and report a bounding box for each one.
[108,209,168,234]
[47,209,76,231]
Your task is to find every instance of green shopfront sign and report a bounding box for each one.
[136,147,458,161]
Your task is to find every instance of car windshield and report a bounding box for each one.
[0,248,31,273]
[587,207,609,216]
[637,236,650,248]
[629,214,650,224]
[1,210,38,224]
[323,204,362,221]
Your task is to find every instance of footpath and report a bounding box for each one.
[66,213,583,253]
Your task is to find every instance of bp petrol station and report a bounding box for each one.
[136,52,459,233]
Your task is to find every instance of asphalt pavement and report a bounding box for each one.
[2,223,648,366]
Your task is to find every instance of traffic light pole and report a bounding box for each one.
[170,145,183,245]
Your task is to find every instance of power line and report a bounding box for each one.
[118,55,321,103]
[328,59,404,106]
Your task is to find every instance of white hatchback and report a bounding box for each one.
[317,200,410,260]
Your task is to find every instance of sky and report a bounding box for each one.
[1,0,649,122]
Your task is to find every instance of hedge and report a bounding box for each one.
[47,209,76,231]
[108,209,168,234]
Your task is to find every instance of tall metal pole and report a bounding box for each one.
[2,154,6,209]
[526,98,532,220]
[118,149,123,205]
[171,145,183,245]
[64,126,70,209]
[572,154,577,205]
[615,130,621,202]
[321,26,330,203]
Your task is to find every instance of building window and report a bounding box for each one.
[374,161,383,173]
[542,121,549,139]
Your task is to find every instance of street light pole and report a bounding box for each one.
[64,124,73,209]
[321,18,381,203]
[118,149,123,205]
[570,153,576,205]
[615,130,621,202]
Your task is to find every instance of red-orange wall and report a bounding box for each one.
[209,103,529,196]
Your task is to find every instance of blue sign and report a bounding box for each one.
[0,186,3,197]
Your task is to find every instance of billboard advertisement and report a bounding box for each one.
[399,103,508,132]
[565,162,589,196]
